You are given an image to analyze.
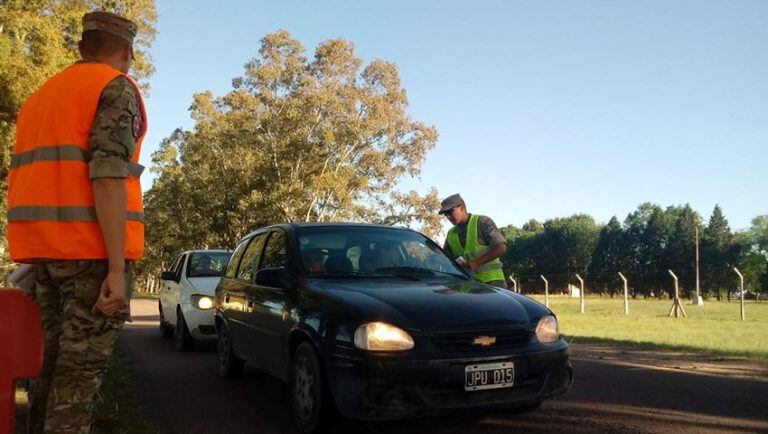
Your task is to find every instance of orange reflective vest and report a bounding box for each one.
[7,62,146,262]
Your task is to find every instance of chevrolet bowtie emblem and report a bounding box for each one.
[472,335,496,346]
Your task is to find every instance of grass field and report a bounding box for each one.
[529,295,768,359]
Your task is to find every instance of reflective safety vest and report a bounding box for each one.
[7,62,146,262]
[447,214,505,283]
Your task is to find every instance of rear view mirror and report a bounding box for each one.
[161,271,177,281]
[255,268,288,288]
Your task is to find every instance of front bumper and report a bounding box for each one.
[181,304,217,340]
[324,343,572,421]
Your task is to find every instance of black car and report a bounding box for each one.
[214,223,572,432]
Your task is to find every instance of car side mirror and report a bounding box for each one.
[161,271,177,282]
[255,268,289,289]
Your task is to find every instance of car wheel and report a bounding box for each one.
[158,302,173,339]
[174,308,194,351]
[290,342,336,433]
[217,323,244,378]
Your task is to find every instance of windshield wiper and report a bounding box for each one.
[375,266,468,280]
[312,271,375,278]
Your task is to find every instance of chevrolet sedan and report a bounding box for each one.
[214,223,572,433]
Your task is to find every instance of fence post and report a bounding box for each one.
[575,274,585,313]
[540,275,549,308]
[733,267,745,321]
[618,272,629,315]
[667,270,687,318]
[509,275,518,293]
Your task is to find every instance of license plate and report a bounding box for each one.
[464,361,514,391]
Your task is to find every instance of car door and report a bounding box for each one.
[161,254,185,325]
[248,229,293,378]
[228,233,267,361]
[173,253,191,316]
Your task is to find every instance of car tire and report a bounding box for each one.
[158,302,173,339]
[174,308,195,351]
[217,323,244,378]
[290,342,336,433]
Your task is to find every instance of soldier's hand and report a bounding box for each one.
[92,271,128,316]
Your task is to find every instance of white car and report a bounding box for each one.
[159,250,232,350]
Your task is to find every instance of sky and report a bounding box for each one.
[141,0,767,231]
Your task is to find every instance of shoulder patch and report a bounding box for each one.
[131,114,142,139]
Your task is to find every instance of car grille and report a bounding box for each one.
[431,327,531,351]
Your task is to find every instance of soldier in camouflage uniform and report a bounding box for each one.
[12,11,146,434]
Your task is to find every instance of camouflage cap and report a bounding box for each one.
[82,11,137,44]
[439,194,465,214]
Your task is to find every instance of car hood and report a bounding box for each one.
[307,277,544,331]
[186,277,222,295]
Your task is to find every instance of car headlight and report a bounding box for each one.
[191,295,215,310]
[354,322,414,351]
[535,315,559,343]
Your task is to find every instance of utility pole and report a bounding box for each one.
[540,275,549,307]
[668,270,687,318]
[734,267,745,321]
[575,274,585,313]
[694,225,703,305]
[618,272,629,315]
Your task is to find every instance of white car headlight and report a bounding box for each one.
[535,315,559,343]
[192,295,215,310]
[354,322,414,351]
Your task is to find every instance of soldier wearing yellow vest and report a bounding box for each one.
[440,194,508,287]
[6,12,146,433]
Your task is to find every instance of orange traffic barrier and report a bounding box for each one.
[0,289,43,434]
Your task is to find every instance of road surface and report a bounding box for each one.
[119,298,768,433]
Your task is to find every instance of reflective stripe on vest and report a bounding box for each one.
[7,62,147,262]
[7,206,144,223]
[9,144,145,177]
[447,214,506,283]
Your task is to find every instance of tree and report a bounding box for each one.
[665,204,700,298]
[0,0,158,280]
[142,30,439,284]
[537,214,599,291]
[702,205,737,300]
[735,215,768,298]
[588,216,623,296]
[501,221,543,292]
[622,203,665,297]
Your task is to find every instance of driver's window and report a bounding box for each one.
[260,231,288,270]
[225,240,249,278]
[172,254,185,275]
[237,235,266,282]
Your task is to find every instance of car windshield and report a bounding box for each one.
[297,226,466,278]
[186,252,232,277]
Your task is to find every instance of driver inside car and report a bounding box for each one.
[373,243,403,270]
[303,249,326,274]
[192,255,216,276]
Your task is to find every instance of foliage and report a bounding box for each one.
[701,205,739,300]
[141,30,439,284]
[502,204,766,300]
[0,0,158,280]
[588,216,624,295]
[537,214,599,290]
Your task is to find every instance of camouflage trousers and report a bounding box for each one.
[26,260,132,434]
